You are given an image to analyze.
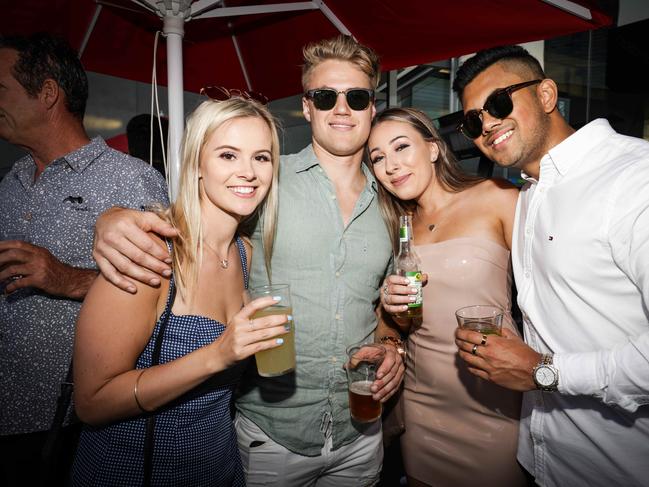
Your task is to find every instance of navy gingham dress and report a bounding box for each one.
[72,237,248,486]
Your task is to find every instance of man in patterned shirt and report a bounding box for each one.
[0,33,168,486]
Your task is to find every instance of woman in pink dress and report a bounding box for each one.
[367,107,526,487]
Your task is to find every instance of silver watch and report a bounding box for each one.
[533,353,559,391]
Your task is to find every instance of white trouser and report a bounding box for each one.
[235,412,383,486]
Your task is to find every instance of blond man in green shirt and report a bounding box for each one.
[92,35,404,486]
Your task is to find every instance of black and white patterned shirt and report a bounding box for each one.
[0,137,169,435]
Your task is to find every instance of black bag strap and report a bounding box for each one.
[41,360,74,464]
[143,278,176,487]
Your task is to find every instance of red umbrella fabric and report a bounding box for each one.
[2,0,613,198]
[3,0,613,101]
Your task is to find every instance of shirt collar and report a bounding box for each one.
[520,118,615,183]
[547,118,614,177]
[63,137,109,172]
[293,143,378,193]
[293,144,321,173]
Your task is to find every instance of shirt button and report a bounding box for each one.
[24,212,32,221]
[331,194,336,200]
[525,227,531,235]
[335,314,341,320]
[335,271,340,277]
[525,272,531,278]
[331,357,337,363]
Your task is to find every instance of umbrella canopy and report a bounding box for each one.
[2,0,613,198]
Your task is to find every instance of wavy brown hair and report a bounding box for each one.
[367,107,483,253]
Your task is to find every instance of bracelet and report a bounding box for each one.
[134,369,153,413]
[379,335,406,357]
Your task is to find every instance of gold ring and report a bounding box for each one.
[472,344,479,355]
[480,334,488,346]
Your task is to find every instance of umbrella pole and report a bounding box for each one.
[164,14,185,202]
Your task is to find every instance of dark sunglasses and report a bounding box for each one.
[458,79,542,139]
[304,88,374,111]
[200,86,268,105]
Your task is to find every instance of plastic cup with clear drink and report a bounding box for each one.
[455,305,503,336]
[248,284,295,377]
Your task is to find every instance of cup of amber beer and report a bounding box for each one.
[345,343,385,423]
[249,284,295,377]
[455,305,504,336]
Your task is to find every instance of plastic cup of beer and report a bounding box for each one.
[345,343,385,423]
[455,305,503,336]
[249,284,295,377]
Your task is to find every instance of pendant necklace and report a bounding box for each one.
[204,240,231,269]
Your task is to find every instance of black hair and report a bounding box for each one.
[0,33,88,120]
[453,45,545,99]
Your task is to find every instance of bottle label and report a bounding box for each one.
[399,226,408,242]
[405,271,423,308]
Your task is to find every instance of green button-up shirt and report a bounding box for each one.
[236,144,393,455]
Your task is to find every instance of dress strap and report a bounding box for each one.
[159,239,176,320]
[234,236,249,290]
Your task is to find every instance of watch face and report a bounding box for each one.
[535,365,556,387]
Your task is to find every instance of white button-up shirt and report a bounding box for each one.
[513,119,649,487]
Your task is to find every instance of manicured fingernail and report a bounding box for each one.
[149,278,160,286]
[284,324,291,331]
[162,269,172,277]
[409,296,416,302]
[276,338,284,345]
[402,305,408,311]
[127,286,136,294]
[272,296,282,301]
[164,257,172,264]
[286,315,293,321]
[410,287,418,293]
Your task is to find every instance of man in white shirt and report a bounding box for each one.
[453,45,649,487]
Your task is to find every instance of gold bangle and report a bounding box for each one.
[134,369,152,413]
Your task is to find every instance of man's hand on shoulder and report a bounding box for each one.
[93,207,178,294]
[0,240,97,299]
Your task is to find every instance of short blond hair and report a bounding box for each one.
[301,34,381,90]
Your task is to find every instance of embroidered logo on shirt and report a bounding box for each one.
[63,195,88,211]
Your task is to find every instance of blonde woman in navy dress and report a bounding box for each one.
[71,97,287,486]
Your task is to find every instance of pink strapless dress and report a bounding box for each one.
[400,237,526,487]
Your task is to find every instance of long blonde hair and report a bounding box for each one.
[367,107,483,253]
[165,98,280,300]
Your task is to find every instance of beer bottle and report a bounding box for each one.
[395,213,423,319]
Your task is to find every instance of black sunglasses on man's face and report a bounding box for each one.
[458,79,542,139]
[304,88,374,111]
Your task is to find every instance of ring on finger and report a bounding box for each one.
[471,344,479,355]
[480,334,488,346]
[382,283,389,297]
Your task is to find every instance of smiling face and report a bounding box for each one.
[199,116,274,221]
[368,119,439,202]
[302,59,376,159]
[461,62,551,176]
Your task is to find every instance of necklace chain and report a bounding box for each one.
[203,239,232,269]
